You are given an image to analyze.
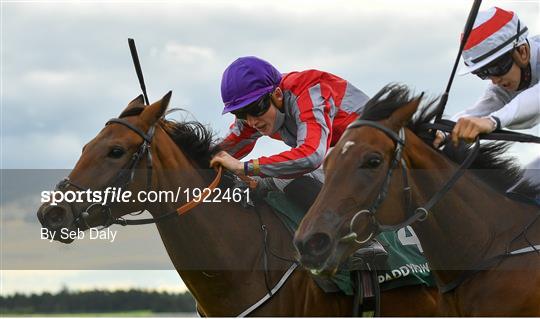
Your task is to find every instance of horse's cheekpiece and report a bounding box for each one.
[294,83,540,315]
[340,119,479,242]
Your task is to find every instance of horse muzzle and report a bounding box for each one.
[37,202,76,243]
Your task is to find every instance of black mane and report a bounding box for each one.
[160,109,219,168]
[360,83,539,199]
[119,105,219,169]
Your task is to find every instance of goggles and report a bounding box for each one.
[472,49,515,80]
[231,93,272,120]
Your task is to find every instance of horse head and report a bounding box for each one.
[294,84,424,275]
[37,92,174,242]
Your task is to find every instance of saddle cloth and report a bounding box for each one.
[264,191,436,295]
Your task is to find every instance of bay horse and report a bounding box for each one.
[294,84,540,316]
[37,92,438,316]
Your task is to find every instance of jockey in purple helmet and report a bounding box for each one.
[210,56,387,265]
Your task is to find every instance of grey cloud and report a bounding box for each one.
[1,0,539,294]
[2,1,539,169]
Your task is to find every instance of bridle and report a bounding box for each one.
[339,119,480,244]
[54,117,223,229]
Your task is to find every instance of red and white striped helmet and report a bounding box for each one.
[459,7,528,75]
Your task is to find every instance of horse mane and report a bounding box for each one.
[119,105,220,169]
[161,117,218,166]
[360,83,539,199]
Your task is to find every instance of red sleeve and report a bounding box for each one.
[246,87,333,178]
[218,120,261,159]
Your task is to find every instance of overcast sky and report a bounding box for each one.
[1,0,539,295]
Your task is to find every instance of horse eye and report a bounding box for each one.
[361,154,383,169]
[108,147,125,159]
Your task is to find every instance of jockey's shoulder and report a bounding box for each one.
[281,69,346,95]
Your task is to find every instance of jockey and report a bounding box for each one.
[210,56,387,263]
[433,7,539,192]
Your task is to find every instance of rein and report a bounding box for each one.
[339,119,481,244]
[341,118,540,294]
[420,119,540,144]
[57,117,224,229]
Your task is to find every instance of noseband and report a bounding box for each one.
[55,117,223,229]
[340,119,480,244]
[54,118,159,229]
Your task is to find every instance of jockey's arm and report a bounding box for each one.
[217,119,262,159]
[451,84,511,121]
[491,83,540,129]
[244,92,332,178]
[443,83,539,147]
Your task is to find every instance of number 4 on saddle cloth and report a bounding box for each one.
[264,188,436,296]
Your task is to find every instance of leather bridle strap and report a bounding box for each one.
[346,120,406,215]
[342,119,482,237]
[106,118,155,195]
[106,118,153,143]
[176,166,223,215]
[111,162,223,226]
[377,132,480,232]
[377,139,481,232]
[419,138,480,213]
[348,120,405,145]
[70,118,225,226]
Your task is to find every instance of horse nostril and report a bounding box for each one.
[43,205,68,228]
[304,232,331,257]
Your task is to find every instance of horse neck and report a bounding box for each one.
[147,127,294,315]
[401,131,537,285]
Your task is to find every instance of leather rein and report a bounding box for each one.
[55,117,223,229]
[338,119,540,293]
[339,119,481,244]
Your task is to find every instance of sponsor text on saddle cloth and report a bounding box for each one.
[265,191,435,295]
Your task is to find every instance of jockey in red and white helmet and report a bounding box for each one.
[435,7,539,193]
[433,7,539,148]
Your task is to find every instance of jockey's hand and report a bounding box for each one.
[432,130,447,148]
[451,117,495,147]
[210,151,244,176]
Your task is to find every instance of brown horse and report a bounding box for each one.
[37,92,439,316]
[294,84,540,316]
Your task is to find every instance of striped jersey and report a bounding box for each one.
[453,36,540,129]
[219,69,369,178]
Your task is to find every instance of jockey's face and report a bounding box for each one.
[246,102,278,135]
[245,88,283,136]
[488,44,530,92]
[488,62,521,91]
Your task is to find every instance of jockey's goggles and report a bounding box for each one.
[472,49,515,80]
[231,93,272,120]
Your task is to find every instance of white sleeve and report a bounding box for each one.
[451,84,512,121]
[491,83,540,129]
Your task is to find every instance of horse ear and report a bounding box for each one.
[385,93,423,132]
[140,91,172,126]
[119,94,145,117]
[129,94,145,106]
